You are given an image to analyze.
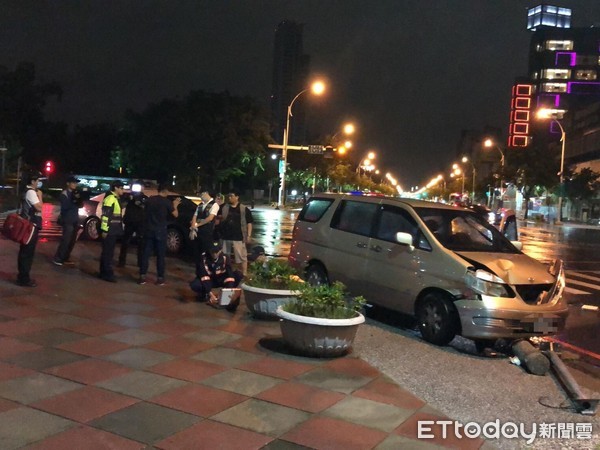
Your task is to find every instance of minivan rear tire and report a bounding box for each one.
[416,292,459,346]
[305,264,329,286]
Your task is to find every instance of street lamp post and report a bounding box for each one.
[536,109,567,223]
[0,144,7,183]
[461,156,476,203]
[483,139,506,208]
[278,81,325,209]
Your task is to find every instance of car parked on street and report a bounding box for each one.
[289,193,568,346]
[78,192,198,254]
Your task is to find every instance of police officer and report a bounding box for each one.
[118,181,147,268]
[53,175,82,266]
[16,171,43,287]
[191,190,219,276]
[99,180,125,282]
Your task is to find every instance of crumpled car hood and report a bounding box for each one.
[455,252,555,285]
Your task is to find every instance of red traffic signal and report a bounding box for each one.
[44,161,54,174]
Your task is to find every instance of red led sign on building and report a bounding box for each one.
[508,83,533,148]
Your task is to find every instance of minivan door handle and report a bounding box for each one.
[356,242,367,248]
[370,245,382,252]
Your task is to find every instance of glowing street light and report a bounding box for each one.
[279,80,326,208]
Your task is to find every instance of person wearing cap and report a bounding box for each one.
[118,180,147,268]
[16,171,43,287]
[98,180,125,282]
[53,175,82,266]
[190,241,242,308]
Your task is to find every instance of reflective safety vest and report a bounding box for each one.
[100,192,123,234]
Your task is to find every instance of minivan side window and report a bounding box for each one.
[331,200,378,236]
[373,204,418,243]
[299,198,334,223]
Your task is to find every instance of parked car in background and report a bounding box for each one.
[467,204,518,241]
[289,193,568,347]
[78,191,199,254]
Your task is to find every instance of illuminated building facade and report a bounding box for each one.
[508,4,600,149]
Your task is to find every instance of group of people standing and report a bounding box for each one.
[13,173,254,309]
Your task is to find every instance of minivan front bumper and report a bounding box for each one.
[455,298,569,340]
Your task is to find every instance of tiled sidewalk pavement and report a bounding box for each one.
[0,246,486,449]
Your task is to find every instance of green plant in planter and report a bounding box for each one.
[282,281,366,319]
[246,259,304,290]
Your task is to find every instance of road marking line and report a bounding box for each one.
[566,279,600,290]
[566,271,600,282]
[564,286,590,295]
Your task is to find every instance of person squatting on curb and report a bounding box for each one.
[16,171,43,287]
[138,183,180,285]
[99,180,125,282]
[53,175,83,266]
[190,241,242,310]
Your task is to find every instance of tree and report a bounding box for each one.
[0,62,62,169]
[507,143,559,219]
[121,90,272,191]
[565,167,600,202]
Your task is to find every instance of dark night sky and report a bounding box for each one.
[2,1,600,187]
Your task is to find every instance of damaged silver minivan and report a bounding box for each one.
[289,193,568,346]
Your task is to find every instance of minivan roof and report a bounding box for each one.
[310,193,464,211]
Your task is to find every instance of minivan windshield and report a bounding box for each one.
[415,207,519,253]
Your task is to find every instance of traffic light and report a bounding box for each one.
[44,160,54,174]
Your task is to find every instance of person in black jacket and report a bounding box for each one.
[118,181,147,268]
[190,241,242,309]
[53,175,82,266]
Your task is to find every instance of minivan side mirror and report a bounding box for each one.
[511,241,523,251]
[396,232,415,252]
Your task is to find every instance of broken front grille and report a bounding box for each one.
[515,284,554,305]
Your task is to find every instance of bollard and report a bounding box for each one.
[511,339,550,376]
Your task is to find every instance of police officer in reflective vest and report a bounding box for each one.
[99,180,125,282]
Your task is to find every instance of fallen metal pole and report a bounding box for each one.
[544,350,598,416]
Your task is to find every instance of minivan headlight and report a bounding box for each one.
[465,269,511,298]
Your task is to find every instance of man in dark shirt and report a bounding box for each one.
[53,175,82,266]
[118,181,147,268]
[220,190,253,276]
[138,183,180,285]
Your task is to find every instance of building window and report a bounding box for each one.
[541,83,567,93]
[545,40,574,51]
[513,110,530,122]
[542,69,570,80]
[575,70,597,80]
[577,55,598,66]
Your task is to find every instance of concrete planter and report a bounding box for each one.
[240,283,299,320]
[276,306,365,357]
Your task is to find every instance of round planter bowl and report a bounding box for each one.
[241,283,299,320]
[276,306,365,357]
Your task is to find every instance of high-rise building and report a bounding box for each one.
[508,4,600,149]
[270,20,310,145]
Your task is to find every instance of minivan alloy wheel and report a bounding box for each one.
[416,293,459,346]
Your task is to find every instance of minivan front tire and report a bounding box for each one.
[416,292,460,346]
[305,264,329,286]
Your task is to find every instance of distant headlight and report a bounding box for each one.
[78,208,87,216]
[465,269,511,297]
[487,212,495,223]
